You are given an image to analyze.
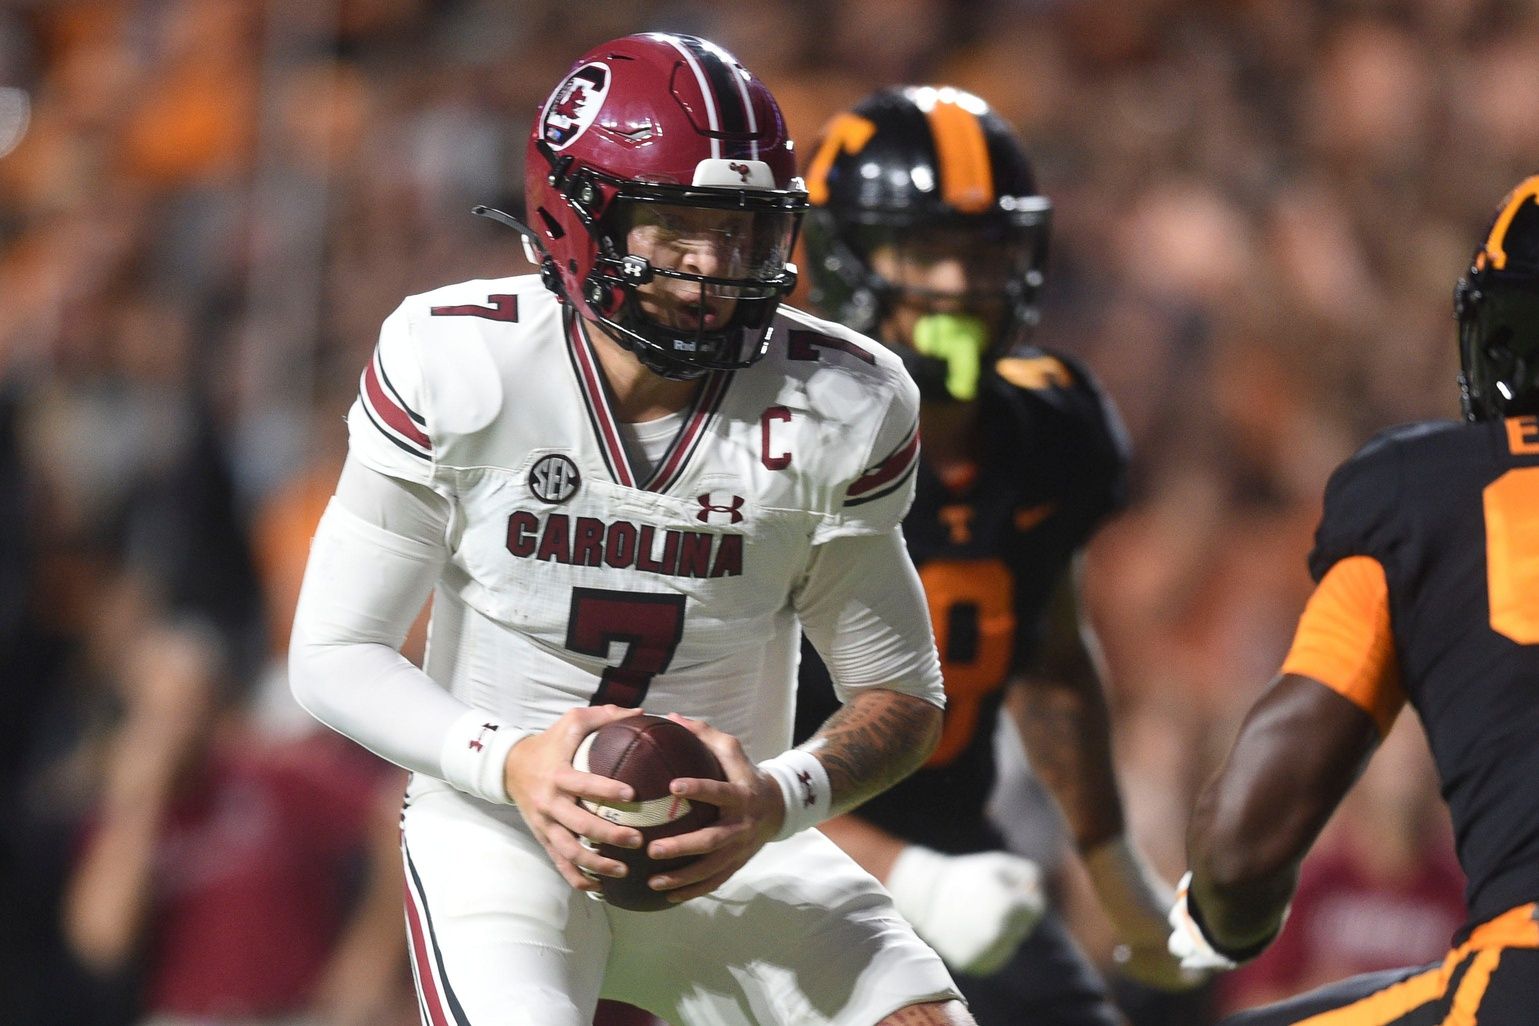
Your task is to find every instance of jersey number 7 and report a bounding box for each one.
[568,588,687,708]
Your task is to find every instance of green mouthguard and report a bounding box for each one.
[912,313,989,400]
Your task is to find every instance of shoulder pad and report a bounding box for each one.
[1309,421,1450,581]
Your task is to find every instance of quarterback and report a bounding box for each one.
[288,33,976,1026]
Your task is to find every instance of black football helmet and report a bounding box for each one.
[1455,175,1539,421]
[801,86,1050,400]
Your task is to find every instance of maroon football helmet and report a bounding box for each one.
[518,33,807,379]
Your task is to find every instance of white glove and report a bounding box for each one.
[1166,871,1238,972]
[885,845,1045,976]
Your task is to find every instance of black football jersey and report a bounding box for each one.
[1309,416,1539,930]
[794,350,1129,853]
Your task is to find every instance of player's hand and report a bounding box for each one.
[1084,837,1209,991]
[885,846,1045,975]
[1167,871,1239,972]
[640,714,785,903]
[503,705,647,892]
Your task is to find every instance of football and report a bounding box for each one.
[572,713,726,911]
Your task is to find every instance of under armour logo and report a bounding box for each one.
[468,722,500,752]
[794,769,816,808]
[728,161,752,183]
[696,492,745,524]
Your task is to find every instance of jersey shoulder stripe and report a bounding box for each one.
[846,424,920,507]
[360,345,431,460]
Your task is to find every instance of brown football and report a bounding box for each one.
[572,713,726,911]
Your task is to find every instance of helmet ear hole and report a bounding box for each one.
[537,208,565,241]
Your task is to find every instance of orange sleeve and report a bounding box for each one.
[1280,555,1404,736]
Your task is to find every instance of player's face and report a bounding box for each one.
[623,203,795,332]
[868,225,1029,350]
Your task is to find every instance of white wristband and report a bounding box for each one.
[439,709,530,805]
[758,749,831,841]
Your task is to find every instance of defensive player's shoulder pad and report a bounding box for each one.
[991,346,1132,514]
[1309,419,1454,581]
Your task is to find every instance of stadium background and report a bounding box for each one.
[0,0,1524,1022]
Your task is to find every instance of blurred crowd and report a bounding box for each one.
[5,0,1533,1023]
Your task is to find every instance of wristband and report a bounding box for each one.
[439,709,530,805]
[757,748,832,841]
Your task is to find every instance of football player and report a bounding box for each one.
[794,86,1193,1025]
[288,34,977,1026]
[1168,176,1539,1022]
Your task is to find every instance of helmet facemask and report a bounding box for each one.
[534,142,804,381]
[817,207,1049,401]
[1455,176,1539,422]
[801,85,1052,402]
[588,187,802,379]
[1456,267,1539,421]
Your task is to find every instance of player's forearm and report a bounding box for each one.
[1007,671,1124,852]
[289,498,523,803]
[1186,674,1379,954]
[805,687,941,816]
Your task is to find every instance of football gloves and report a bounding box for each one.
[1167,870,1290,972]
[1166,872,1240,971]
[886,845,1045,976]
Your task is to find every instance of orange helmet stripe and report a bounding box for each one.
[924,97,994,214]
[805,112,877,206]
[1483,174,1539,270]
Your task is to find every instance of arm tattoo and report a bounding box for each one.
[808,689,941,815]
[1012,679,1123,850]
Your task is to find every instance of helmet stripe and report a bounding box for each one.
[680,36,755,157]
[659,34,721,159]
[922,96,995,214]
[805,113,877,206]
[718,46,760,159]
[1484,175,1539,270]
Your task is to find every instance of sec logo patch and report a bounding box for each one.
[529,454,581,503]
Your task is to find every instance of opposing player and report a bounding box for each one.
[794,86,1191,1025]
[1168,175,1539,1022]
[288,35,976,1026]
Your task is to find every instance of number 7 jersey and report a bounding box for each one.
[347,274,941,764]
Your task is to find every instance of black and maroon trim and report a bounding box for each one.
[566,311,732,493]
[658,33,759,161]
[844,423,920,508]
[360,347,432,460]
[402,837,471,1026]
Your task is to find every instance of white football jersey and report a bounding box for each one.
[348,275,937,761]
